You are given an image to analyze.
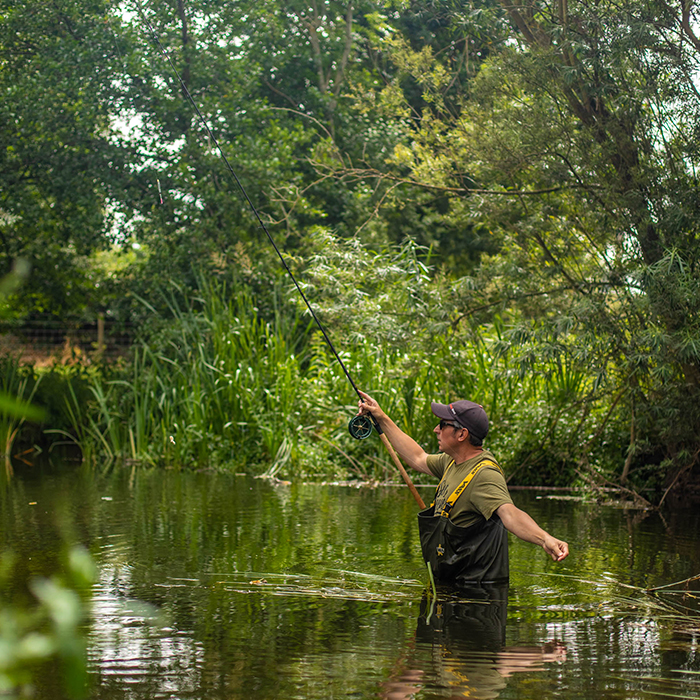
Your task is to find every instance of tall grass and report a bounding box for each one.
[0,357,43,476]
[57,272,600,481]
[3,264,614,484]
[57,279,314,471]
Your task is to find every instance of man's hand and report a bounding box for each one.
[357,390,385,420]
[542,535,569,562]
[356,389,431,474]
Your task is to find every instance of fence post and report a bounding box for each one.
[97,313,105,354]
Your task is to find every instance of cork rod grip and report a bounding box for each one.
[378,432,427,509]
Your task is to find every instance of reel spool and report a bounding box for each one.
[348,414,373,440]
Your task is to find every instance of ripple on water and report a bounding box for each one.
[5,471,700,700]
[88,565,203,694]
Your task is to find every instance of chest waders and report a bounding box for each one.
[417,459,509,586]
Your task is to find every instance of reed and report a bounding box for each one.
[9,263,607,482]
[0,356,42,476]
[60,277,313,470]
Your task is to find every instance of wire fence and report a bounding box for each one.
[0,315,135,361]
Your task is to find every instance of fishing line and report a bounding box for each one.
[135,2,363,403]
[132,2,426,507]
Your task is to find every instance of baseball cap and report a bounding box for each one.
[431,400,489,440]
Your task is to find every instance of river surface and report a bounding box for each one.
[2,464,700,700]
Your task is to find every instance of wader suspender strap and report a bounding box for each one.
[439,459,501,518]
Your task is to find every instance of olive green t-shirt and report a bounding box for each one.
[425,450,513,528]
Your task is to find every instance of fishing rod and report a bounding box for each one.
[135,4,426,509]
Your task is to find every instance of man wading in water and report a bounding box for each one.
[357,392,569,586]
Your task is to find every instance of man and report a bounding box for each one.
[357,391,569,586]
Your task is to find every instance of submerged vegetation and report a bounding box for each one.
[3,0,700,504]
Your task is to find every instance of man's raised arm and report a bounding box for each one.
[357,391,432,475]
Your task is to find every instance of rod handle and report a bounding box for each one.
[378,433,427,509]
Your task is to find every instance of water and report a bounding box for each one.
[2,465,699,699]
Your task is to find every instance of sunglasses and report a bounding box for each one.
[438,419,463,431]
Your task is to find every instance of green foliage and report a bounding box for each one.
[314,0,700,499]
[3,0,506,321]
[0,356,43,476]
[0,0,132,319]
[0,359,97,466]
[5,0,700,500]
[19,236,624,490]
[0,545,95,699]
[54,274,315,471]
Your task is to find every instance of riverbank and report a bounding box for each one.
[2,277,694,506]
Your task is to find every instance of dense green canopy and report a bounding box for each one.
[3,0,700,503]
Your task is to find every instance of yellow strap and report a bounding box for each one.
[440,459,501,518]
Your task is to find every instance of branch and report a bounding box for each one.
[268,106,338,152]
[647,572,700,593]
[530,228,585,293]
[303,1,328,93]
[316,165,599,197]
[450,286,579,327]
[51,0,80,41]
[354,180,404,237]
[176,0,191,93]
[579,387,626,456]
[620,407,635,484]
[497,1,551,47]
[575,467,652,508]
[680,0,700,53]
[311,430,366,476]
[332,2,353,97]
[263,79,299,109]
[657,444,700,509]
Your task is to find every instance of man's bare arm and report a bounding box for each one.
[357,391,432,475]
[496,503,569,561]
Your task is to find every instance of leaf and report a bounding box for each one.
[0,392,45,422]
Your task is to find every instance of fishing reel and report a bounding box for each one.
[348,414,374,440]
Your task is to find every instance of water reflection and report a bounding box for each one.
[88,564,203,695]
[3,467,700,700]
[382,584,566,699]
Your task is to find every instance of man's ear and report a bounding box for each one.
[459,429,469,442]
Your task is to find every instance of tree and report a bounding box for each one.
[323,0,700,502]
[0,0,132,319]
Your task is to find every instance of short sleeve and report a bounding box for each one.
[469,466,513,520]
[425,453,452,479]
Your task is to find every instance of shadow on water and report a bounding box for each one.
[2,463,700,700]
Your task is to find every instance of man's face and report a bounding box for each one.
[434,419,464,450]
